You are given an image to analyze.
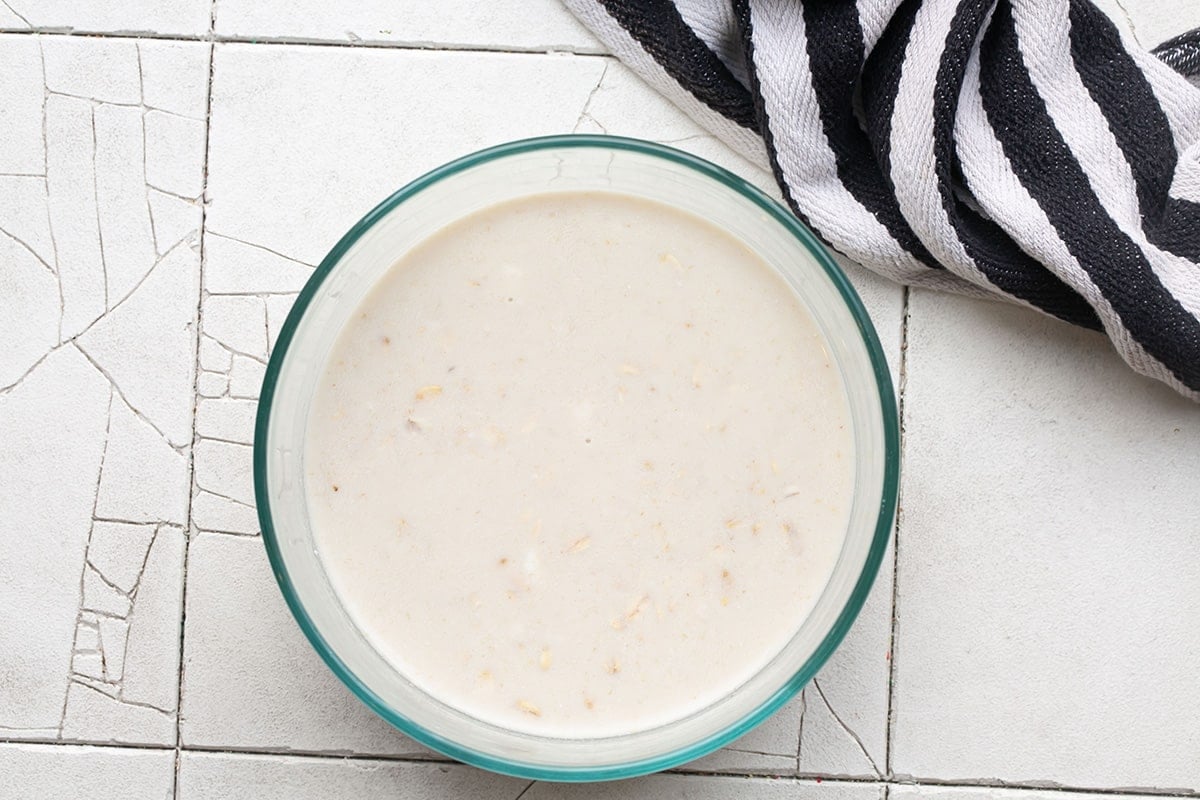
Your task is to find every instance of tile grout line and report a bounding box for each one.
[0,26,609,56]
[3,737,1200,799]
[172,5,219,794]
[882,285,911,777]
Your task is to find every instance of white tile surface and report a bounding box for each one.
[177,750,884,800]
[890,786,1192,800]
[3,0,1200,795]
[213,0,602,52]
[0,742,176,799]
[0,34,206,746]
[0,0,211,36]
[891,290,1200,790]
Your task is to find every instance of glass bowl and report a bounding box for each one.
[255,134,899,781]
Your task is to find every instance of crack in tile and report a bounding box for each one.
[205,337,266,366]
[191,481,254,509]
[89,106,109,309]
[72,342,184,454]
[206,230,316,268]
[655,134,713,146]
[80,608,130,623]
[194,526,259,538]
[572,60,609,134]
[796,685,807,768]
[71,675,120,699]
[195,432,254,448]
[811,678,881,778]
[70,674,173,716]
[137,42,162,258]
[37,38,66,345]
[0,233,192,398]
[0,217,194,398]
[92,516,182,528]
[56,386,114,738]
[205,288,304,297]
[146,184,202,203]
[114,525,160,705]
[85,561,135,599]
[511,780,536,800]
[884,285,910,776]
[1110,0,1140,42]
[0,342,62,394]
[723,746,794,759]
[0,0,30,27]
[0,220,55,275]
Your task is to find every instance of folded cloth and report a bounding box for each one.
[562,0,1200,400]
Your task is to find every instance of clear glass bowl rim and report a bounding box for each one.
[253,134,900,782]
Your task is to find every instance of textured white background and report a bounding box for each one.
[0,1,1198,797]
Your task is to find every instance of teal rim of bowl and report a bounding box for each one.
[254,134,900,783]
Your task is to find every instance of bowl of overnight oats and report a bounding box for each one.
[254,135,898,781]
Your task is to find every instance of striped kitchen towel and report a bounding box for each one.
[562,0,1200,400]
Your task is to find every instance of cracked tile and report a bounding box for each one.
[196,397,258,444]
[193,439,255,508]
[205,231,314,295]
[0,346,108,731]
[120,526,185,711]
[139,40,210,119]
[265,294,297,349]
[75,623,99,653]
[0,34,205,748]
[46,93,106,339]
[81,564,132,617]
[97,617,128,679]
[798,540,894,779]
[77,238,200,448]
[62,526,184,744]
[144,109,206,197]
[197,370,229,399]
[44,37,141,106]
[228,353,266,399]
[192,489,259,535]
[94,394,189,524]
[181,532,435,755]
[199,335,233,374]
[0,175,55,266]
[93,103,157,303]
[202,294,269,360]
[0,741,175,799]
[0,219,59,387]
[0,0,211,36]
[86,521,157,593]
[60,679,174,744]
[686,694,802,776]
[892,291,1200,789]
[70,651,104,682]
[568,58,775,191]
[148,187,201,255]
[212,0,601,51]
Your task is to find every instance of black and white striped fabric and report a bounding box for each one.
[562,0,1200,400]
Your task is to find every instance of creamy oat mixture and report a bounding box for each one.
[305,191,853,737]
